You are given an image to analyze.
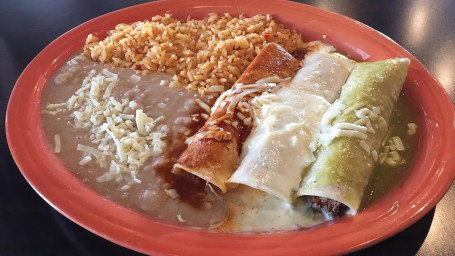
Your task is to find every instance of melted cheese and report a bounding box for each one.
[218,186,328,232]
[229,89,329,202]
[288,52,355,102]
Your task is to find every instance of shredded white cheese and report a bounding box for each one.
[236,112,246,120]
[355,108,371,118]
[47,103,67,110]
[47,68,167,186]
[207,85,225,92]
[77,144,101,159]
[201,113,209,120]
[407,122,418,135]
[337,129,368,140]
[104,77,118,98]
[333,122,368,133]
[54,134,61,153]
[135,109,148,135]
[392,136,405,151]
[184,136,194,145]
[211,78,286,118]
[379,135,407,166]
[130,171,141,184]
[177,214,186,223]
[120,185,131,191]
[320,100,345,128]
[319,104,390,163]
[371,150,378,162]
[195,99,211,113]
[165,189,180,199]
[243,117,252,126]
[159,80,169,86]
[79,155,92,166]
[359,140,371,155]
[129,74,141,83]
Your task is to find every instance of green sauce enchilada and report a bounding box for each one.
[297,58,410,217]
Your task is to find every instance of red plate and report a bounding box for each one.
[6,0,455,255]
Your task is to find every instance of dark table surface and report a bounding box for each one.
[1,0,454,255]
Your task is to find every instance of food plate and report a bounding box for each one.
[6,0,455,255]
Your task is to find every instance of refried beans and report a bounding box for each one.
[40,54,225,227]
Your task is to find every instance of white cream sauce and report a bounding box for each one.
[228,50,355,204]
[217,185,327,232]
